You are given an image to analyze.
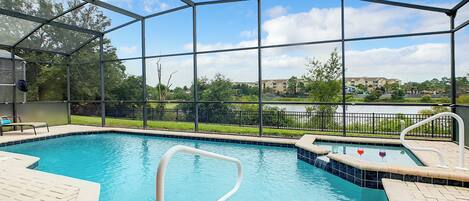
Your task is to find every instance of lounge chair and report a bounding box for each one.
[0,116,49,136]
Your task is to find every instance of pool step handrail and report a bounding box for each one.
[156,145,243,201]
[400,112,466,170]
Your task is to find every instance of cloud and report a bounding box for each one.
[143,0,171,13]
[265,6,288,18]
[119,46,137,55]
[346,43,451,82]
[138,3,469,88]
[240,29,256,38]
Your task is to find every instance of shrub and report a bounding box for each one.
[420,95,432,103]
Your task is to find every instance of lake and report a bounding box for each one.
[274,105,433,114]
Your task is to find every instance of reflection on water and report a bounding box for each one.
[276,105,430,114]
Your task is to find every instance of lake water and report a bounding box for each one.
[275,105,432,114]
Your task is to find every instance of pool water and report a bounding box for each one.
[1,133,387,201]
[314,141,422,167]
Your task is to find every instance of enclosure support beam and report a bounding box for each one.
[181,0,195,7]
[192,5,199,132]
[67,56,72,124]
[11,49,17,126]
[195,0,248,6]
[68,34,101,56]
[257,0,263,137]
[145,5,191,20]
[341,0,347,136]
[83,0,143,19]
[12,2,88,48]
[141,19,148,129]
[452,0,469,13]
[0,8,101,36]
[362,0,452,14]
[450,15,457,142]
[99,36,106,127]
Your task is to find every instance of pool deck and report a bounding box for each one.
[383,179,469,201]
[0,125,468,201]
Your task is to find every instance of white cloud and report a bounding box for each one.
[265,6,288,18]
[143,0,171,13]
[346,43,451,82]
[240,29,256,38]
[103,0,133,9]
[119,46,137,55]
[141,3,469,87]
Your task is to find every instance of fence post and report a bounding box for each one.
[321,111,325,131]
[431,119,435,138]
[176,110,179,121]
[150,108,154,120]
[277,110,280,129]
[372,113,375,134]
[239,110,242,126]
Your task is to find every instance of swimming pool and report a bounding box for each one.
[0,133,387,201]
[314,141,422,167]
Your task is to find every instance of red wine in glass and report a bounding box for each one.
[379,150,386,160]
[357,148,364,156]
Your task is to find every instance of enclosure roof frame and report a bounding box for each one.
[0,0,465,55]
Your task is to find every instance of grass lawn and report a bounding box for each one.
[70,115,450,140]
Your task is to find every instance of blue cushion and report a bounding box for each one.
[1,120,11,125]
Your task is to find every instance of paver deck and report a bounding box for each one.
[383,179,469,201]
[0,168,99,201]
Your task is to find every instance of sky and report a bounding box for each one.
[95,0,469,88]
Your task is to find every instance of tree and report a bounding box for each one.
[356,84,367,94]
[364,90,382,102]
[233,83,257,97]
[303,49,342,114]
[178,74,236,123]
[287,76,298,96]
[391,88,405,100]
[1,0,127,102]
[385,82,405,100]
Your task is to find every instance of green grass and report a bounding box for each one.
[72,115,310,137]
[71,115,449,140]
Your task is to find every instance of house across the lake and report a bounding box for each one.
[345,77,401,91]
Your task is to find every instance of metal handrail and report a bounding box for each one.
[400,112,466,170]
[156,145,243,201]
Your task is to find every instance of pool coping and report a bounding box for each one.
[296,135,469,189]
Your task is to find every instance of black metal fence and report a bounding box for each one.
[69,104,453,138]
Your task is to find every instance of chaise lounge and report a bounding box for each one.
[0,116,49,136]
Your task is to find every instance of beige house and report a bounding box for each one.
[345,77,400,91]
[235,79,305,94]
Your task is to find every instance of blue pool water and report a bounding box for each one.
[1,133,387,201]
[315,141,422,167]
